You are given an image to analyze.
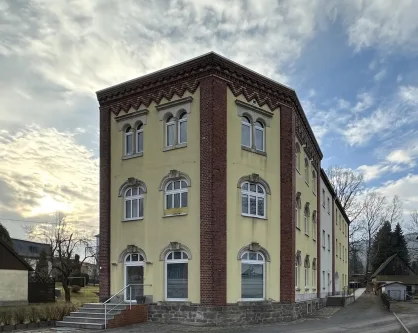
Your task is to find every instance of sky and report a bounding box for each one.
[1,0,418,240]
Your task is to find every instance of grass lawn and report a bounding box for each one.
[55,282,99,305]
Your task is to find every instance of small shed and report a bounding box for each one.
[0,238,34,306]
[380,282,407,301]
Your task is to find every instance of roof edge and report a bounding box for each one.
[0,238,34,271]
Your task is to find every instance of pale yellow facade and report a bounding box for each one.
[226,89,281,302]
[0,270,28,305]
[295,137,318,300]
[334,204,349,293]
[109,90,201,303]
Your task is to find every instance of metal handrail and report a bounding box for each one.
[103,283,152,329]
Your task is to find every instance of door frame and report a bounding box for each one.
[124,261,144,302]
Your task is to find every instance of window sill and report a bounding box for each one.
[305,233,309,237]
[163,143,187,152]
[313,239,316,242]
[328,249,330,252]
[242,214,267,220]
[305,181,309,187]
[122,218,143,222]
[241,145,267,156]
[322,287,325,290]
[313,191,316,196]
[312,288,316,292]
[296,226,301,231]
[322,246,325,249]
[122,152,143,160]
[295,288,301,291]
[305,287,310,291]
[163,213,187,218]
[296,168,301,175]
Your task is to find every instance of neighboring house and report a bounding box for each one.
[378,282,407,301]
[0,238,33,306]
[372,253,418,294]
[97,52,350,318]
[11,238,52,271]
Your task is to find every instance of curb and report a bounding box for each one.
[393,312,410,333]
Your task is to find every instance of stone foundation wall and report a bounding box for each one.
[148,299,326,326]
[107,305,148,329]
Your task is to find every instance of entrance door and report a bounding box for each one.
[124,253,144,301]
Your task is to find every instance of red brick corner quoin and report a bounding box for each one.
[199,76,228,306]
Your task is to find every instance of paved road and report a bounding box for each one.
[392,302,418,333]
[25,292,404,333]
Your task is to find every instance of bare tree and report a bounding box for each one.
[26,212,95,302]
[361,192,387,276]
[326,166,365,223]
[410,211,418,233]
[383,195,403,225]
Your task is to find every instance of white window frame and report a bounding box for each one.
[296,199,300,229]
[124,187,144,220]
[312,267,316,287]
[165,251,189,301]
[295,259,299,289]
[136,123,144,154]
[304,205,309,236]
[304,158,309,185]
[125,126,133,156]
[254,121,265,152]
[178,113,187,144]
[241,182,266,219]
[322,190,325,207]
[305,267,309,288]
[241,116,252,148]
[295,143,301,172]
[322,230,325,248]
[328,234,331,251]
[241,251,265,301]
[165,180,188,209]
[124,253,145,302]
[312,215,316,240]
[165,116,176,147]
[327,197,330,214]
[312,170,316,193]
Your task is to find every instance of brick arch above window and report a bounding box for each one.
[118,178,147,197]
[159,242,192,261]
[158,170,192,191]
[237,173,271,194]
[237,242,271,262]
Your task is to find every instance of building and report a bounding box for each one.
[97,52,350,324]
[11,238,52,271]
[372,253,418,294]
[0,238,34,306]
[319,169,333,297]
[378,282,407,301]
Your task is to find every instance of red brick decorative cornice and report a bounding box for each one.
[96,52,322,164]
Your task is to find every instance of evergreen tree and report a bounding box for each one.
[35,250,49,277]
[392,223,410,265]
[371,221,393,272]
[0,223,13,248]
[349,247,364,275]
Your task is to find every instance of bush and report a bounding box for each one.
[28,307,39,323]
[71,285,81,293]
[13,307,27,324]
[49,306,63,321]
[381,292,390,311]
[43,306,53,321]
[0,310,14,325]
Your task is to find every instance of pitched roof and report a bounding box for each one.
[371,253,399,278]
[0,238,33,271]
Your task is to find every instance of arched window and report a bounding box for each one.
[240,251,265,300]
[165,180,188,209]
[254,121,265,152]
[241,116,251,147]
[304,204,310,235]
[312,170,317,194]
[304,158,309,184]
[178,113,187,144]
[124,186,144,220]
[295,143,301,171]
[165,116,175,147]
[136,123,144,154]
[241,182,266,218]
[295,194,301,229]
[125,126,133,156]
[165,251,189,301]
[124,253,144,301]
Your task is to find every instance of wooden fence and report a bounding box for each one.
[28,275,55,303]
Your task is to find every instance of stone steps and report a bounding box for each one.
[56,303,128,329]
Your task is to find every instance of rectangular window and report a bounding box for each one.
[327,197,330,214]
[328,234,330,251]
[241,263,263,299]
[126,133,133,155]
[312,221,316,240]
[339,243,342,259]
[305,268,308,288]
[241,122,251,147]
[312,268,315,287]
[322,230,325,248]
[179,120,187,144]
[137,131,143,153]
[336,239,338,257]
[322,190,325,206]
[304,215,308,235]
[322,271,325,289]
[167,262,188,300]
[295,262,298,288]
[166,123,175,147]
[255,127,264,151]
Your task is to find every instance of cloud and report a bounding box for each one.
[0,125,99,225]
[353,92,374,113]
[375,174,418,214]
[399,85,418,106]
[386,150,414,165]
[373,68,387,81]
[339,1,418,52]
